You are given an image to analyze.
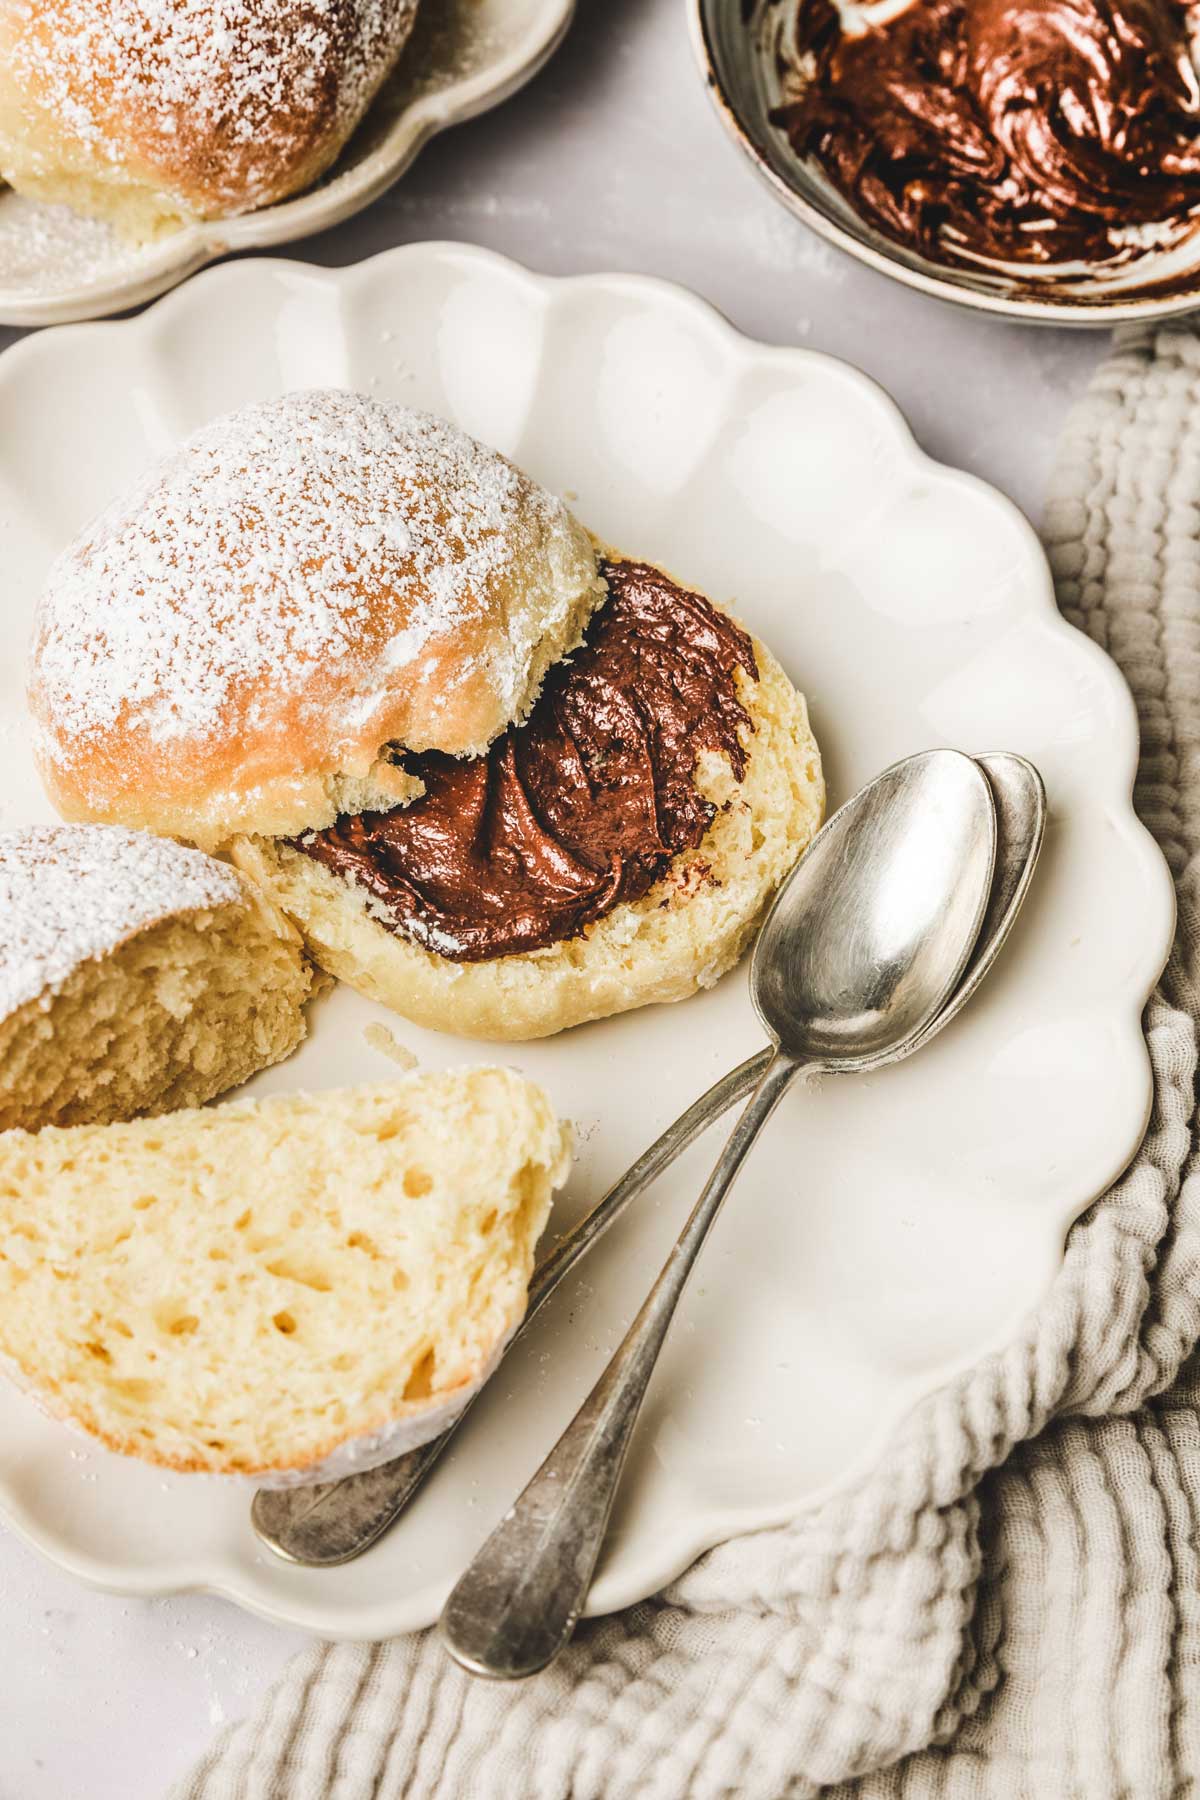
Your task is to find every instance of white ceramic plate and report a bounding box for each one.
[0,0,574,329]
[0,244,1174,1639]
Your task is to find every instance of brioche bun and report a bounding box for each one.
[0,1069,570,1483]
[28,391,604,849]
[0,0,419,239]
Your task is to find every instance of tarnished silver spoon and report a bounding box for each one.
[438,748,1004,1678]
[253,753,1043,1572]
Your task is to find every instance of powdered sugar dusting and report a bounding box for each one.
[0,824,242,1019]
[31,390,572,769]
[0,0,543,314]
[0,190,134,292]
[5,0,419,216]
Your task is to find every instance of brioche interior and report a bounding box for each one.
[0,899,311,1134]
[0,95,180,239]
[0,1071,570,1478]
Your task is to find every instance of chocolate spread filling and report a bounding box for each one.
[770,0,1200,270]
[293,560,758,962]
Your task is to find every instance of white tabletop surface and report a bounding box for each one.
[0,2,1105,1795]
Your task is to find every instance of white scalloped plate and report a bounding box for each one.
[0,0,574,328]
[0,245,1174,1639]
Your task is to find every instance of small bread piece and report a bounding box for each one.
[0,824,313,1133]
[0,1070,571,1483]
[233,608,824,1040]
[0,0,419,240]
[28,392,604,847]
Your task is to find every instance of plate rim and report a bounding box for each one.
[0,242,1177,1637]
[0,0,576,330]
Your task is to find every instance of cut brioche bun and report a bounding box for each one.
[28,392,604,849]
[0,0,419,239]
[0,1070,571,1483]
[0,824,313,1134]
[27,389,822,1039]
[232,594,825,1041]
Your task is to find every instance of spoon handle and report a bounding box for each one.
[251,1047,773,1566]
[440,1052,800,1681]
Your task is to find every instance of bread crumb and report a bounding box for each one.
[0,1070,567,1477]
[363,1022,417,1070]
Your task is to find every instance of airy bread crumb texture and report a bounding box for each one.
[0,1070,571,1480]
[233,626,825,1040]
[0,824,313,1133]
[0,902,312,1134]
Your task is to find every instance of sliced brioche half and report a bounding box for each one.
[233,619,824,1040]
[0,824,314,1133]
[0,1070,570,1483]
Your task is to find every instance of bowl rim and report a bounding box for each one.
[688,0,1200,329]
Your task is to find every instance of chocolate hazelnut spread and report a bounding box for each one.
[293,561,758,962]
[770,0,1200,271]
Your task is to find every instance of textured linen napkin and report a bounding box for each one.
[176,325,1200,1800]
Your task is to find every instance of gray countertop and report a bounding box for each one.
[0,2,1103,1793]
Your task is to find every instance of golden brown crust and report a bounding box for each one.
[0,0,420,235]
[19,1340,496,1480]
[28,393,605,848]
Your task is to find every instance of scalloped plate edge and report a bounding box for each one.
[0,245,1176,1635]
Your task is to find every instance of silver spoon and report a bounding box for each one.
[439,748,999,1679]
[251,753,1042,1569]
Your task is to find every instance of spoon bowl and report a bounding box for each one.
[753,750,996,1064]
[919,751,1045,1048]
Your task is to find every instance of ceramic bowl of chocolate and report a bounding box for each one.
[692,0,1200,324]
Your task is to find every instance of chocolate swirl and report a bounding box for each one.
[771,0,1200,270]
[293,560,757,961]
